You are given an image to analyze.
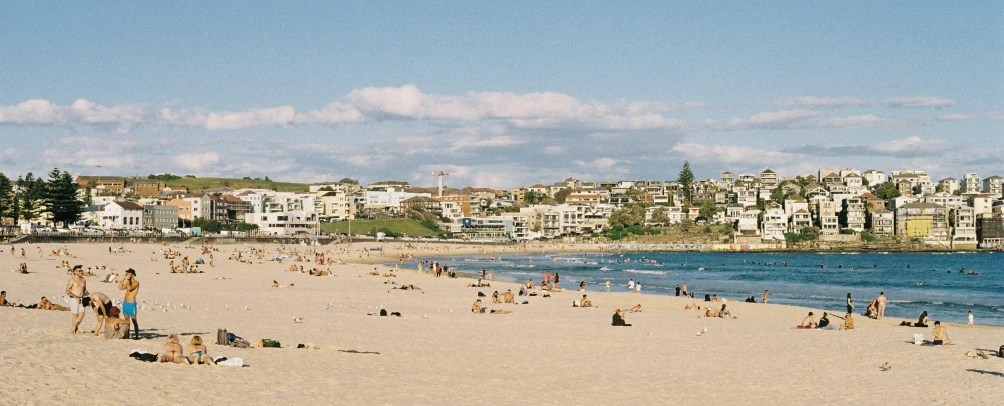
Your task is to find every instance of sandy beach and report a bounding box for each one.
[1,241,1001,405]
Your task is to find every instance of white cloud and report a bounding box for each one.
[574,157,618,169]
[543,146,568,155]
[770,95,956,109]
[0,98,152,133]
[716,110,883,130]
[205,107,296,130]
[671,142,800,167]
[868,136,952,155]
[173,152,220,171]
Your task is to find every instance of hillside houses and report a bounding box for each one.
[55,168,1004,245]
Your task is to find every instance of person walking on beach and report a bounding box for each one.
[554,272,560,289]
[65,265,87,334]
[846,293,853,314]
[681,282,688,297]
[876,292,887,319]
[628,279,635,292]
[635,282,641,294]
[763,290,769,304]
[118,269,140,339]
[967,310,973,325]
[675,285,681,296]
[606,280,611,292]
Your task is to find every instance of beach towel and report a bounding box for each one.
[913,334,924,345]
[217,357,244,367]
[129,349,158,363]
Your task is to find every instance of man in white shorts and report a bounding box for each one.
[65,265,87,334]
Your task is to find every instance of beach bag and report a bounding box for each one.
[260,339,281,348]
[999,345,1003,358]
[216,329,230,346]
[913,334,924,345]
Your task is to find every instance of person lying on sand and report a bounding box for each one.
[188,336,215,365]
[395,284,421,290]
[932,321,951,345]
[704,307,718,318]
[630,304,642,313]
[800,312,817,329]
[159,333,190,364]
[489,310,512,314]
[472,299,483,314]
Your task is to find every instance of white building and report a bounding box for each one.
[99,201,144,230]
[953,207,977,247]
[862,170,887,186]
[244,211,318,235]
[983,175,1003,198]
[761,205,787,241]
[962,173,981,195]
[361,188,432,213]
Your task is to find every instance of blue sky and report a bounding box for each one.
[1,2,1001,187]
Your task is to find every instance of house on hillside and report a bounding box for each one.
[99,201,144,230]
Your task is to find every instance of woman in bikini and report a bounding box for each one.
[187,335,215,365]
[159,333,190,364]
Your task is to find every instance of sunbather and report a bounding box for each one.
[472,299,482,314]
[159,333,190,364]
[579,295,593,307]
[800,312,817,328]
[839,313,854,330]
[187,335,215,365]
[612,309,631,326]
[630,304,642,313]
[932,321,951,345]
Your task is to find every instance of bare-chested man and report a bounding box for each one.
[88,292,112,336]
[65,265,87,333]
[118,268,140,339]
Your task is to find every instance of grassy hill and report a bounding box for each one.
[320,218,443,237]
[161,177,309,192]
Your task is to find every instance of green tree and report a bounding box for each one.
[649,207,670,225]
[524,191,542,205]
[608,204,648,228]
[677,161,695,204]
[770,187,785,205]
[191,217,223,233]
[0,173,13,220]
[698,199,718,220]
[873,182,901,209]
[15,172,46,223]
[338,178,359,185]
[553,188,573,203]
[44,168,85,226]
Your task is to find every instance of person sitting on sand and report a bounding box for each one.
[932,321,951,345]
[492,291,500,304]
[630,304,642,313]
[159,333,190,364]
[817,312,830,329]
[272,280,279,288]
[503,289,514,304]
[612,309,632,326]
[187,336,215,365]
[103,306,132,339]
[865,300,878,319]
[580,295,593,308]
[915,311,929,328]
[0,290,9,306]
[839,313,854,330]
[718,304,732,319]
[526,279,535,289]
[472,299,482,314]
[800,312,817,329]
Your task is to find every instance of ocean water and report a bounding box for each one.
[425,251,1004,326]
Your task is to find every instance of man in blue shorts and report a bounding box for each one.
[118,268,141,339]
